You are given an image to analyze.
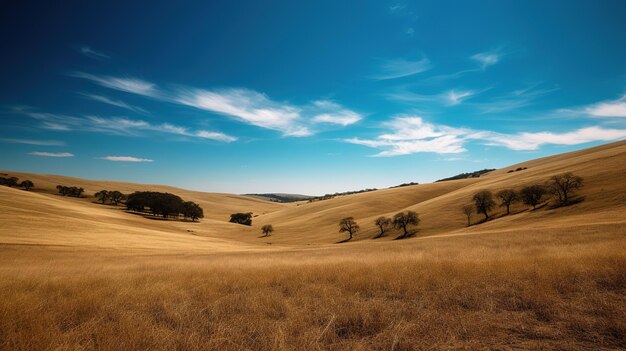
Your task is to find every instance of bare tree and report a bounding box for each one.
[374,216,391,238]
[473,190,496,219]
[520,184,546,210]
[462,205,473,226]
[547,172,584,205]
[393,211,420,239]
[496,189,518,215]
[261,224,274,237]
[339,217,359,241]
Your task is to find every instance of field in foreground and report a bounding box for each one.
[1,230,624,350]
[1,141,625,350]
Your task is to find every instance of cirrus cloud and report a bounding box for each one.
[28,151,74,157]
[99,156,153,162]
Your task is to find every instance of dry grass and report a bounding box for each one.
[1,229,624,350]
[1,141,626,350]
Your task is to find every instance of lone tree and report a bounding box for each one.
[339,217,359,241]
[95,190,109,204]
[261,224,274,237]
[547,172,584,206]
[374,216,392,238]
[462,205,473,226]
[109,190,125,205]
[230,212,253,225]
[473,190,496,220]
[520,184,546,210]
[20,180,34,191]
[393,211,420,239]
[496,189,519,215]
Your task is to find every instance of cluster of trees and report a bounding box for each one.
[390,181,420,188]
[95,190,126,205]
[436,169,495,182]
[56,185,85,197]
[339,211,420,241]
[307,188,378,203]
[0,176,34,190]
[462,172,584,225]
[126,191,204,221]
[230,212,253,225]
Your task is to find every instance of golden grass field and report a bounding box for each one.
[1,141,625,350]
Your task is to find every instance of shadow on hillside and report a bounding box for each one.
[548,196,586,209]
[335,238,352,244]
[394,231,418,240]
[124,210,199,223]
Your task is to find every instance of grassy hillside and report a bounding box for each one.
[2,140,625,248]
[0,141,625,350]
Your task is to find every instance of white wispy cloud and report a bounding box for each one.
[71,73,361,136]
[0,138,65,146]
[477,127,626,150]
[80,93,147,114]
[445,90,479,106]
[99,156,153,162]
[78,46,109,60]
[22,110,236,142]
[175,88,311,136]
[584,94,626,118]
[70,72,159,97]
[344,115,626,156]
[386,87,485,106]
[470,50,502,69]
[472,85,558,114]
[28,151,74,157]
[310,100,363,126]
[370,57,432,80]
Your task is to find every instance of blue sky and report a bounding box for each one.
[1,1,626,195]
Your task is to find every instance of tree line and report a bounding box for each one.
[56,185,85,197]
[339,211,420,241]
[462,172,584,225]
[0,176,34,190]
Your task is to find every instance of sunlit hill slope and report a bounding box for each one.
[1,140,625,250]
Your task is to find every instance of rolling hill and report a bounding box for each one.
[2,140,624,249]
[1,141,625,350]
